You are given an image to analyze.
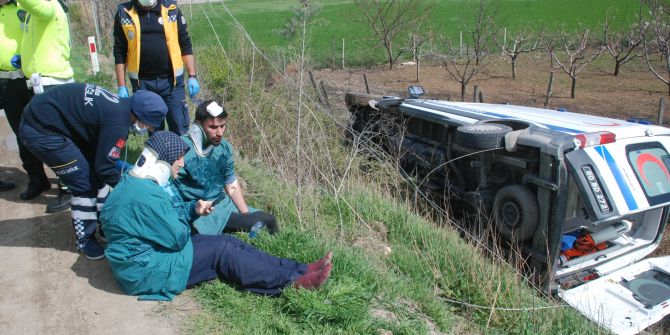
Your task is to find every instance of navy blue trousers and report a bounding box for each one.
[19,121,105,249]
[0,77,45,177]
[18,121,100,197]
[187,234,307,296]
[130,75,189,135]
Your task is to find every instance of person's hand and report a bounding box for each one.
[10,54,21,69]
[187,76,199,98]
[195,199,214,216]
[117,86,129,98]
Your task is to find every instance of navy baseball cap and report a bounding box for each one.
[130,90,168,128]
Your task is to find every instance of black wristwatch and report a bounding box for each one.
[189,74,197,79]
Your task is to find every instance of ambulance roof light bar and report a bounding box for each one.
[574,131,616,149]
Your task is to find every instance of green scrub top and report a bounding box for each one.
[100,175,194,301]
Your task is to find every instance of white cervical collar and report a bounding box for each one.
[187,123,213,157]
[129,147,172,186]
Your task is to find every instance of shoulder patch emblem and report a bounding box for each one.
[108,146,121,160]
[127,30,134,40]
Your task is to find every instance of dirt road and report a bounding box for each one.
[0,111,195,334]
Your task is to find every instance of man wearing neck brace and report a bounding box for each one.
[173,100,279,236]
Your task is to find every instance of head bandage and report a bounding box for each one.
[207,101,224,117]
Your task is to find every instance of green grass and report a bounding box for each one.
[180,158,599,334]
[182,0,640,68]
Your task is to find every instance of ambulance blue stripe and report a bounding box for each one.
[544,124,582,134]
[481,112,582,134]
[595,146,638,210]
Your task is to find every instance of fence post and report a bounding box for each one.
[91,0,102,51]
[659,97,666,125]
[342,38,345,70]
[88,36,100,74]
[320,81,331,108]
[363,74,370,94]
[473,85,479,102]
[331,35,335,69]
[308,71,323,104]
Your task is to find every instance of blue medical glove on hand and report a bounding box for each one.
[10,54,21,69]
[118,86,129,98]
[187,77,199,98]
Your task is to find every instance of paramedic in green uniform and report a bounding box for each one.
[173,100,279,235]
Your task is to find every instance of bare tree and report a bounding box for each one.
[353,0,431,70]
[436,0,494,101]
[494,26,544,79]
[402,31,434,82]
[552,29,605,98]
[603,10,644,76]
[642,0,670,95]
[439,38,486,101]
[470,0,497,66]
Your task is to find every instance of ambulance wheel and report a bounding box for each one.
[454,123,512,150]
[493,185,538,242]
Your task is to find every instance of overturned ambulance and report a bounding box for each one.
[346,87,670,335]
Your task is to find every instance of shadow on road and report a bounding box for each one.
[0,212,126,296]
[0,166,63,206]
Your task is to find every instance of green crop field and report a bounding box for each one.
[182,0,641,68]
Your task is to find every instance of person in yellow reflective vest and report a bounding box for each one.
[113,0,199,136]
[14,0,74,213]
[0,0,33,193]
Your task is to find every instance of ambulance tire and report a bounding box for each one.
[454,123,512,150]
[493,185,539,242]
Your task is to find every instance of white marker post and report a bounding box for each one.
[88,36,100,74]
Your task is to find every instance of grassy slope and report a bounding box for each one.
[179,1,632,333]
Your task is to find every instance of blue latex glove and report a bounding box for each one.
[117,86,129,97]
[10,54,21,69]
[187,77,199,98]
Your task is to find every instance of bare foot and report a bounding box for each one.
[306,251,333,273]
[294,263,332,290]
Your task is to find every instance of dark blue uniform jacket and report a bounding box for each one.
[22,83,132,187]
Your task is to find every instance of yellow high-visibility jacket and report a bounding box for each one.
[117,1,184,82]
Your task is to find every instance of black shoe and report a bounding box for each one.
[0,180,15,192]
[80,238,106,260]
[20,176,51,200]
[45,191,72,213]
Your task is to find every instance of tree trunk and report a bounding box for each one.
[571,76,577,99]
[415,58,420,82]
[461,83,466,102]
[512,58,517,79]
[386,43,394,70]
[614,61,621,76]
[544,71,554,108]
